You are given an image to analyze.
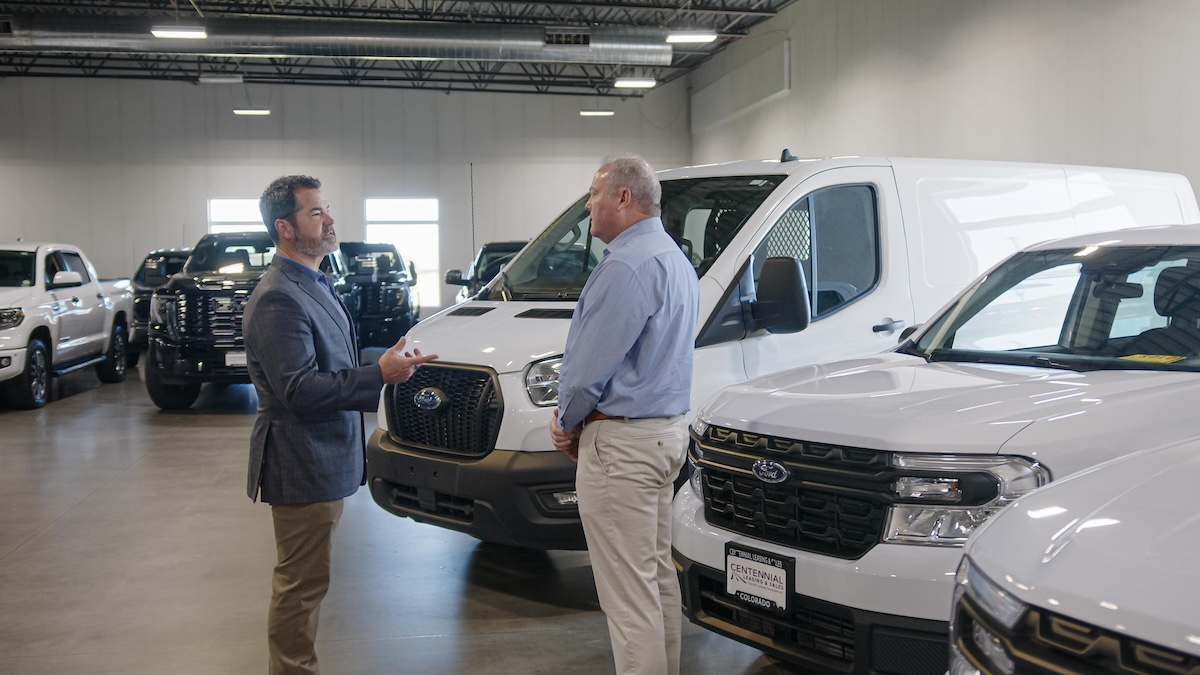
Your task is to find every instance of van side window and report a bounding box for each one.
[752,185,880,318]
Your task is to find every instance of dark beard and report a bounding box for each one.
[294,230,337,257]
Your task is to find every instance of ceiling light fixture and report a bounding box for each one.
[233,108,271,116]
[613,77,657,89]
[580,109,615,117]
[198,74,244,84]
[151,25,208,39]
[666,31,718,44]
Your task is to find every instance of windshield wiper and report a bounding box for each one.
[927,350,1099,372]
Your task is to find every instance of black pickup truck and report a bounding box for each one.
[144,232,352,409]
[128,247,191,367]
[338,242,419,347]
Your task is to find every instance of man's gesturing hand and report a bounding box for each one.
[379,336,439,384]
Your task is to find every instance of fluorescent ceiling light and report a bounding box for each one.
[151,25,208,39]
[198,74,243,84]
[233,108,271,116]
[667,31,717,44]
[580,109,615,117]
[613,78,656,89]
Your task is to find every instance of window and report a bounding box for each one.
[752,185,880,318]
[365,198,440,309]
[209,199,265,234]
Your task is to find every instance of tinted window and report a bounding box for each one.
[0,251,35,287]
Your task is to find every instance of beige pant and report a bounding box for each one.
[577,416,688,675]
[268,499,344,675]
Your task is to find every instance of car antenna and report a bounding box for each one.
[780,148,798,162]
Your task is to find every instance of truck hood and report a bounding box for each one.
[163,271,265,293]
[697,352,1200,455]
[965,437,1200,656]
[0,287,33,308]
[402,300,575,375]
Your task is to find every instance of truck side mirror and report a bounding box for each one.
[408,261,418,283]
[445,269,466,286]
[49,270,84,289]
[751,257,811,334]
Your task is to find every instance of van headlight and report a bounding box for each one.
[883,454,1049,546]
[526,356,562,406]
[950,556,1025,675]
[0,308,24,329]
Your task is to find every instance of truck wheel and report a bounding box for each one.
[6,338,50,409]
[125,347,141,368]
[96,323,127,383]
[145,366,200,410]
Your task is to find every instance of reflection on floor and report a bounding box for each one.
[0,367,806,674]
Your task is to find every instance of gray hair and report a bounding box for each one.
[601,154,661,216]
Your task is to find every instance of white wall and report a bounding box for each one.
[690,0,1200,190]
[0,77,690,307]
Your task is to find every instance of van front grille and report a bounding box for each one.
[386,364,503,457]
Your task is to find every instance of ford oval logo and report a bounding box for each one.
[752,459,790,484]
[413,387,446,412]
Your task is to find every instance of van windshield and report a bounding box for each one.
[906,245,1200,372]
[482,175,785,301]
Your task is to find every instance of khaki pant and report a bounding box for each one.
[577,416,688,675]
[268,499,344,675]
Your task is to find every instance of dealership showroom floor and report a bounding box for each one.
[0,368,801,675]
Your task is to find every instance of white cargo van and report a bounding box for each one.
[674,224,1200,674]
[951,434,1200,675]
[366,154,1197,550]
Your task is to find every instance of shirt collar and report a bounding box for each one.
[275,253,328,285]
[604,217,662,256]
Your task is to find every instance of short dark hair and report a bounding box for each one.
[259,175,321,242]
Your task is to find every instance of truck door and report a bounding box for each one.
[60,251,108,356]
[741,167,916,379]
[43,251,87,363]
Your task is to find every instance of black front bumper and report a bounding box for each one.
[148,339,251,385]
[366,427,586,550]
[673,548,948,675]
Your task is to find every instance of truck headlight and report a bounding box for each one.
[950,556,1025,675]
[526,356,562,406]
[883,455,1049,546]
[0,308,24,329]
[149,293,180,336]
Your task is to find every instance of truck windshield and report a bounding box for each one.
[340,243,406,276]
[185,238,277,274]
[908,245,1200,372]
[481,175,785,301]
[0,251,35,287]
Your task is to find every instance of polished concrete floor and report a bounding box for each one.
[0,365,805,675]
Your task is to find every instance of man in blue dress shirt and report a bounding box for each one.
[550,155,700,675]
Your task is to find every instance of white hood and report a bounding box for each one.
[697,353,1200,462]
[965,436,1200,656]
[0,287,33,308]
[401,300,575,374]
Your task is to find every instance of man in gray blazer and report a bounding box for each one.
[244,175,437,675]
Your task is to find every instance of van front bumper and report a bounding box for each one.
[366,427,587,550]
[672,483,958,675]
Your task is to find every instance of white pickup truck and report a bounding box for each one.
[0,242,133,408]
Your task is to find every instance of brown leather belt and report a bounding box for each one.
[585,410,628,424]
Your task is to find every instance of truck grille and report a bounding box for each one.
[208,294,250,337]
[362,283,404,317]
[386,364,503,457]
[958,599,1200,674]
[696,426,892,559]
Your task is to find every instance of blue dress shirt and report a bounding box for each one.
[556,217,700,433]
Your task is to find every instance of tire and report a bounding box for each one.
[125,348,141,368]
[96,323,127,383]
[145,360,201,410]
[6,338,50,409]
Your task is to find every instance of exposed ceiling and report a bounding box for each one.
[0,1,795,97]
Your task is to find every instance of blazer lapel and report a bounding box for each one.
[273,257,356,357]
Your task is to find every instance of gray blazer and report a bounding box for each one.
[243,256,384,504]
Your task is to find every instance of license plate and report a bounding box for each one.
[225,351,247,367]
[726,543,793,613]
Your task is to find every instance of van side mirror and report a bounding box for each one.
[445,269,466,286]
[751,257,811,334]
[49,270,84,289]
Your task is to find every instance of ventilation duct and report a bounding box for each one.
[0,13,672,66]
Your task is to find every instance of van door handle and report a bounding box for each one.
[872,318,905,333]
